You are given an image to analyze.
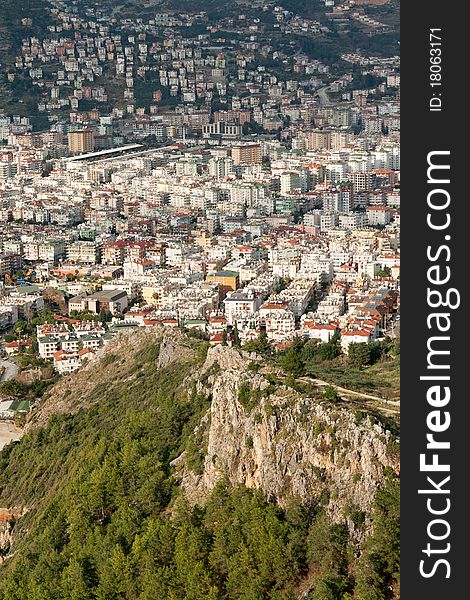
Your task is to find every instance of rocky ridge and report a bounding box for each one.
[174,344,399,530]
[22,330,398,535]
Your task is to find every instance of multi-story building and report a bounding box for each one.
[0,161,18,179]
[206,270,239,299]
[231,144,262,165]
[66,241,100,264]
[208,157,234,180]
[68,129,95,154]
[38,335,60,359]
[366,206,393,226]
[350,171,376,193]
[322,188,353,213]
[71,290,129,315]
[0,253,22,275]
[223,289,261,324]
[305,129,332,151]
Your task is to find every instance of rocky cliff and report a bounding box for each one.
[174,345,399,531]
[25,333,399,531]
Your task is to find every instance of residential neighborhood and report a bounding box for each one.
[1,0,400,418]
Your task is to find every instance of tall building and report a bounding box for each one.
[0,161,17,179]
[231,144,262,165]
[322,188,353,213]
[351,172,376,193]
[280,171,302,196]
[332,107,351,128]
[208,157,234,180]
[68,129,95,154]
[305,129,332,151]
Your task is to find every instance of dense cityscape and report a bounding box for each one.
[1,0,399,412]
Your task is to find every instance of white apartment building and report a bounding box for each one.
[367,206,393,226]
[265,310,296,342]
[223,289,261,324]
[66,241,99,264]
[38,336,60,359]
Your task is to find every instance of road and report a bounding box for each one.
[0,359,19,382]
[300,376,400,415]
[316,86,332,107]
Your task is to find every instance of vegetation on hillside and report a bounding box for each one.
[0,0,51,124]
[244,331,400,401]
[0,334,399,598]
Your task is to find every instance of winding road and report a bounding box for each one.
[300,376,400,415]
[316,86,332,107]
[0,359,19,382]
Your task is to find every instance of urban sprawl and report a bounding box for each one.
[0,0,400,420]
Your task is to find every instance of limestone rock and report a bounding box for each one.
[174,346,399,534]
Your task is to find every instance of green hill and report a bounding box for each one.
[0,330,399,599]
[0,0,51,120]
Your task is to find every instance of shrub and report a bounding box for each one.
[102,353,118,366]
[322,385,339,401]
[238,382,264,412]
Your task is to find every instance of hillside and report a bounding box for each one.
[0,0,399,122]
[0,329,399,599]
[0,0,51,115]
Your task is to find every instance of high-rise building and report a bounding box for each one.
[208,157,234,180]
[0,161,17,179]
[67,129,95,154]
[231,144,262,165]
[351,172,376,193]
[305,129,332,151]
[322,188,353,213]
[332,107,351,128]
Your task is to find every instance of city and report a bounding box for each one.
[1,0,400,411]
[0,1,400,598]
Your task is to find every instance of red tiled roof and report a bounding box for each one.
[341,329,370,337]
[78,348,94,356]
[261,302,288,310]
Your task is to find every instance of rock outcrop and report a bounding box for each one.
[24,335,398,533]
[0,508,25,561]
[174,346,399,529]
[0,521,12,561]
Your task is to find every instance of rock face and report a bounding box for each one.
[23,335,398,533]
[0,521,12,560]
[156,335,192,370]
[175,346,399,528]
